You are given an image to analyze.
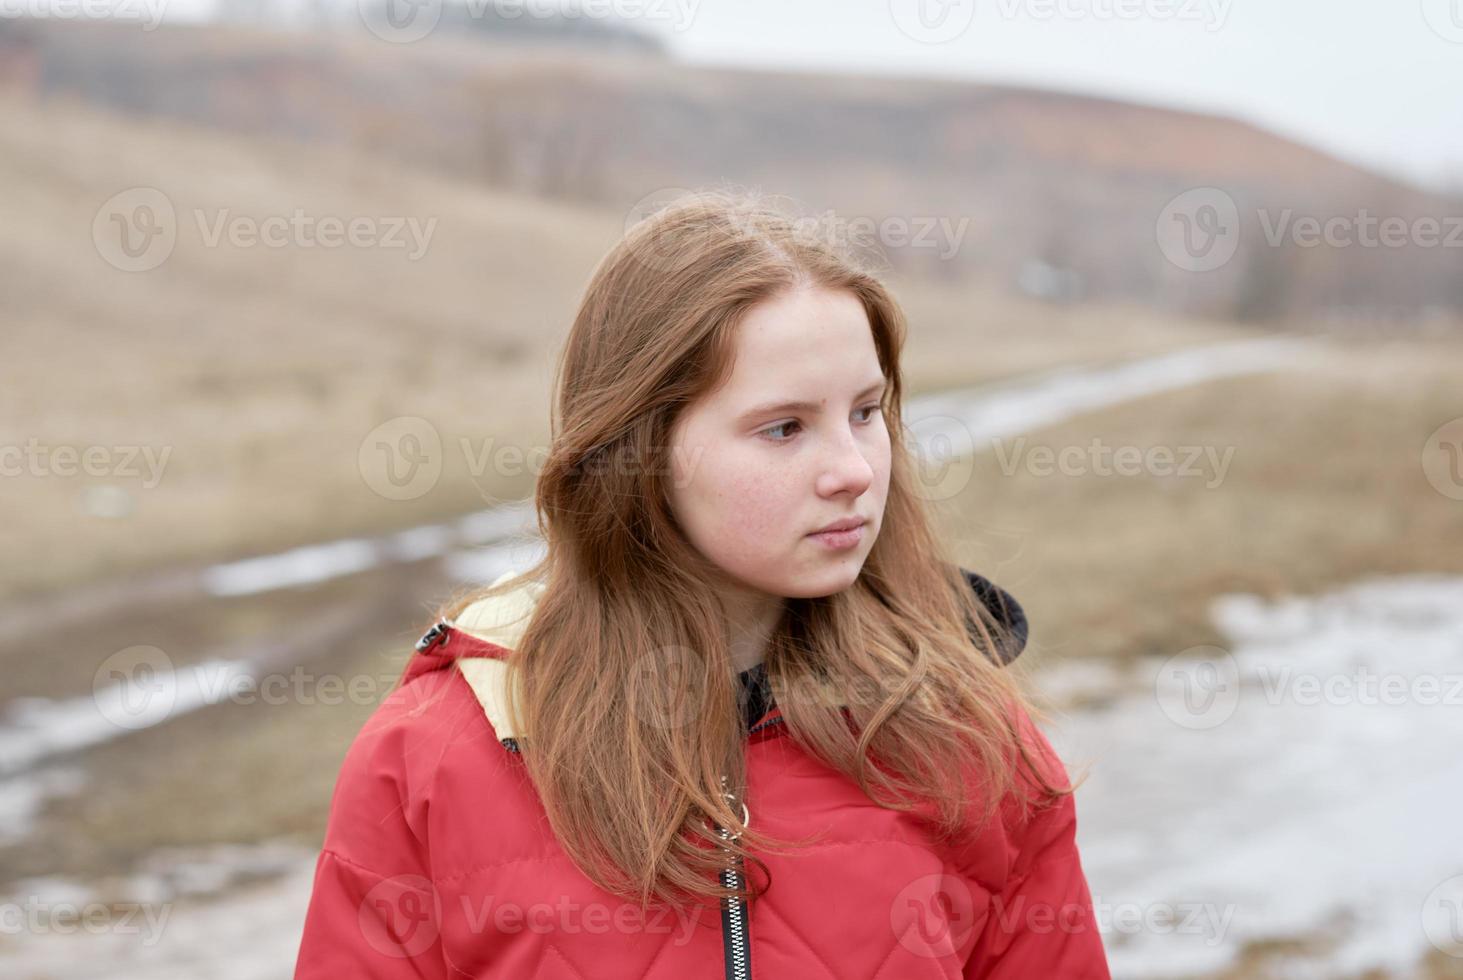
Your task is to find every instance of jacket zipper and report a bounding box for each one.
[716,775,753,980]
[715,713,783,979]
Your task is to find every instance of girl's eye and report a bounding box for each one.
[761,405,882,442]
[762,420,801,441]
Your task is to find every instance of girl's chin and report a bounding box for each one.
[776,562,865,599]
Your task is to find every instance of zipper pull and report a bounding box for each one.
[414,619,452,652]
[718,775,750,837]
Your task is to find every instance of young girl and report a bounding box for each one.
[294,192,1110,979]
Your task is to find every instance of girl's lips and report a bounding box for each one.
[808,523,866,549]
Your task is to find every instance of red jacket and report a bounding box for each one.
[294,569,1110,979]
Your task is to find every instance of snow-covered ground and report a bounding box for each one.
[0,841,317,980]
[1044,573,1463,978]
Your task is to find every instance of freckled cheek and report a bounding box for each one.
[704,457,802,540]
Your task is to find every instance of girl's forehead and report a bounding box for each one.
[725,298,877,383]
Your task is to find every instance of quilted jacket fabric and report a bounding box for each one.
[293,569,1110,979]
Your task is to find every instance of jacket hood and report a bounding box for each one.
[408,565,1027,745]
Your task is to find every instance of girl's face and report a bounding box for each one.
[668,285,892,606]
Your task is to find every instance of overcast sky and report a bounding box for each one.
[649,0,1463,195]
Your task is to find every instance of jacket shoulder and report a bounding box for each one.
[319,662,503,876]
[939,701,1078,889]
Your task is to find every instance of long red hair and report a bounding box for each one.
[434,190,1068,913]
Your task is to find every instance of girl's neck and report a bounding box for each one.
[723,590,784,674]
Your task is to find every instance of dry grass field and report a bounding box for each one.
[0,93,1257,602]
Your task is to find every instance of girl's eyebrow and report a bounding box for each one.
[738,378,886,424]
